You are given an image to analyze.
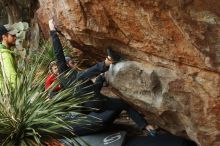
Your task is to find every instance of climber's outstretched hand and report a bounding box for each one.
[49,19,56,31]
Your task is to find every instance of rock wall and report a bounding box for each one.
[36,0,220,145]
[0,0,40,51]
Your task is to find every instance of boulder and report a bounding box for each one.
[107,61,220,146]
[36,0,220,145]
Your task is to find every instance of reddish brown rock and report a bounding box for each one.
[36,0,220,145]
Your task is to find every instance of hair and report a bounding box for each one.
[49,61,57,73]
[0,34,8,42]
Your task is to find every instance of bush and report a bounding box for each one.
[0,53,97,146]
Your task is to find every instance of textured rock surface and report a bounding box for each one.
[107,61,220,146]
[36,0,220,146]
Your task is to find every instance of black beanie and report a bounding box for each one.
[0,25,8,36]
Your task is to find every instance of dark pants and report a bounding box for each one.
[99,96,147,129]
[72,75,148,135]
[73,99,147,135]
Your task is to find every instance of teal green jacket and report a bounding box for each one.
[0,44,17,89]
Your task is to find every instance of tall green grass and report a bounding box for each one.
[0,46,98,146]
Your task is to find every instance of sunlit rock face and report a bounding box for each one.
[36,0,220,145]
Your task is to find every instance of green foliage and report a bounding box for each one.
[26,40,56,71]
[38,40,56,66]
[27,39,80,71]
[0,53,98,146]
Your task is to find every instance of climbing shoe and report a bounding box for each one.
[146,129,157,137]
